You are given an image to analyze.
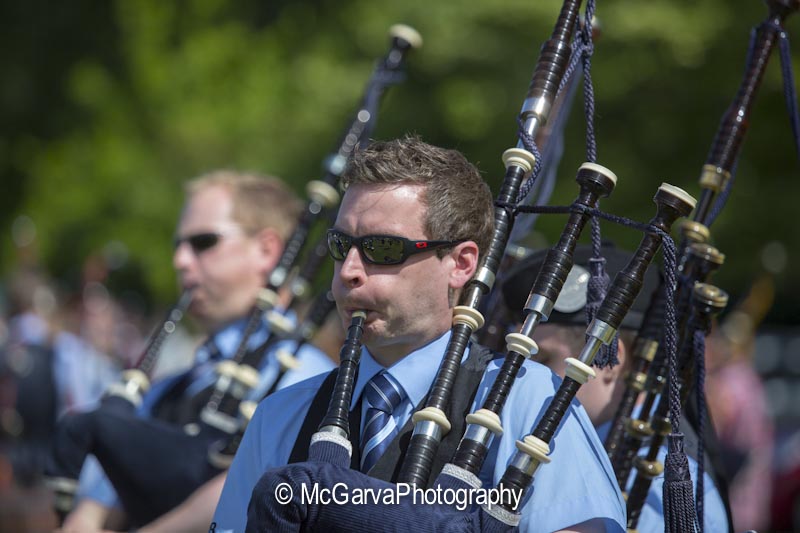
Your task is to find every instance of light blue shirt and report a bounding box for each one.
[596,420,729,533]
[77,315,335,508]
[214,332,626,532]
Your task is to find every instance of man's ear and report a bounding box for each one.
[606,336,628,382]
[256,227,284,275]
[447,240,480,290]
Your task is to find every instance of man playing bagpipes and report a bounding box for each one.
[213,136,626,532]
[52,171,335,532]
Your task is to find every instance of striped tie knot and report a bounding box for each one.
[198,339,222,363]
[360,371,406,472]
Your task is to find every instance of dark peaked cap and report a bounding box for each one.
[500,243,661,331]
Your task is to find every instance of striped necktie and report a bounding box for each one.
[360,370,406,473]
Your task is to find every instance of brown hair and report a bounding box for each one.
[342,135,494,260]
[185,170,302,240]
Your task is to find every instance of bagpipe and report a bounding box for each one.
[45,26,421,527]
[206,290,339,470]
[603,1,799,531]
[305,310,368,465]
[53,289,338,527]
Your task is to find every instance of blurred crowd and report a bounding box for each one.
[0,256,197,531]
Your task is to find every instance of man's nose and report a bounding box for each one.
[173,241,194,272]
[337,246,366,288]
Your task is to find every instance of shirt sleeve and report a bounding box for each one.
[213,375,326,532]
[245,341,334,401]
[76,455,120,509]
[480,360,626,533]
[275,341,336,390]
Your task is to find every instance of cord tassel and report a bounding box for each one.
[663,433,698,533]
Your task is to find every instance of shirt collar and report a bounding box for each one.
[350,330,454,410]
[198,308,297,363]
[209,318,255,360]
[594,420,610,442]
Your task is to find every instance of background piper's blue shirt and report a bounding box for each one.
[76,314,335,508]
[595,420,730,533]
[214,332,626,533]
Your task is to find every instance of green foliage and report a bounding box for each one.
[1,0,798,321]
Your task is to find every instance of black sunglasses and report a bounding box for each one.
[174,232,223,254]
[326,229,463,265]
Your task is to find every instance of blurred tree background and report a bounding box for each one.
[1,0,798,323]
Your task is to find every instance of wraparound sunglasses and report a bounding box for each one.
[173,232,225,254]
[326,229,464,265]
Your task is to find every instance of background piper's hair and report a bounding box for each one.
[342,135,494,260]
[534,323,636,371]
[185,170,303,241]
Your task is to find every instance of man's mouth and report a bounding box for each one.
[343,306,377,323]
